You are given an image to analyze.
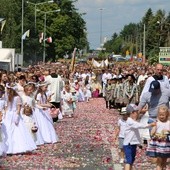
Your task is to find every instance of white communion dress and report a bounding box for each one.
[3,96,37,154]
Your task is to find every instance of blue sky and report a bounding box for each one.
[75,0,170,50]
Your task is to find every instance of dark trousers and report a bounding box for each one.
[106,100,112,109]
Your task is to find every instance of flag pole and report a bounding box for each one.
[21,0,24,67]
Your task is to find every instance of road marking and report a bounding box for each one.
[111,147,123,170]
[101,125,123,170]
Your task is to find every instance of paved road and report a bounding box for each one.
[1,98,166,170]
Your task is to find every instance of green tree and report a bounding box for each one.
[35,0,88,61]
[0,0,88,64]
[103,8,170,64]
[0,0,21,51]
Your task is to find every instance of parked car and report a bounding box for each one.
[110,55,127,62]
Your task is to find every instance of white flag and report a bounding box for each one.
[39,32,44,43]
[22,30,30,40]
[104,58,109,67]
[100,60,105,68]
[92,59,101,68]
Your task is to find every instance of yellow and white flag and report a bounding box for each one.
[22,29,30,40]
[104,58,109,67]
[69,48,77,73]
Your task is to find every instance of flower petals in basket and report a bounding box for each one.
[31,126,38,133]
[50,107,59,118]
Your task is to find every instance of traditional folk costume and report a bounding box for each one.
[105,83,113,109]
[114,80,125,108]
[110,81,117,108]
[123,81,139,105]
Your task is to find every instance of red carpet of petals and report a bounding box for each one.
[1,98,169,170]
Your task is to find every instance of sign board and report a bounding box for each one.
[159,47,170,65]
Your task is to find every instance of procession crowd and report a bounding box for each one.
[0,60,170,170]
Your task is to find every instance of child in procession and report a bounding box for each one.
[36,81,59,144]
[115,107,128,163]
[146,105,170,170]
[3,83,37,154]
[0,85,7,156]
[123,104,156,170]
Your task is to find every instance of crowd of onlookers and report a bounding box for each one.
[0,61,170,170]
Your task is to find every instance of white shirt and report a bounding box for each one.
[123,117,148,145]
[48,75,63,102]
[140,75,169,99]
[16,83,24,97]
[118,118,127,138]
[156,120,170,133]
[81,73,88,80]
[102,73,112,84]
[137,74,148,85]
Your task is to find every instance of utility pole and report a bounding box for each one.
[143,24,146,63]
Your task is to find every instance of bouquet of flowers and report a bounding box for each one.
[152,130,170,142]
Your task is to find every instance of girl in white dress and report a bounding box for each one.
[61,84,74,117]
[36,82,58,144]
[0,85,8,156]
[22,104,38,142]
[21,84,44,146]
[3,83,37,154]
[83,76,92,102]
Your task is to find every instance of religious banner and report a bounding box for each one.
[69,48,77,73]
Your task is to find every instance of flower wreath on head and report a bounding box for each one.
[6,83,18,91]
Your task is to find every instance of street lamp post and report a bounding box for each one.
[37,9,60,63]
[21,0,24,66]
[26,0,54,33]
[99,8,103,49]
[26,1,54,63]
[157,20,170,47]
